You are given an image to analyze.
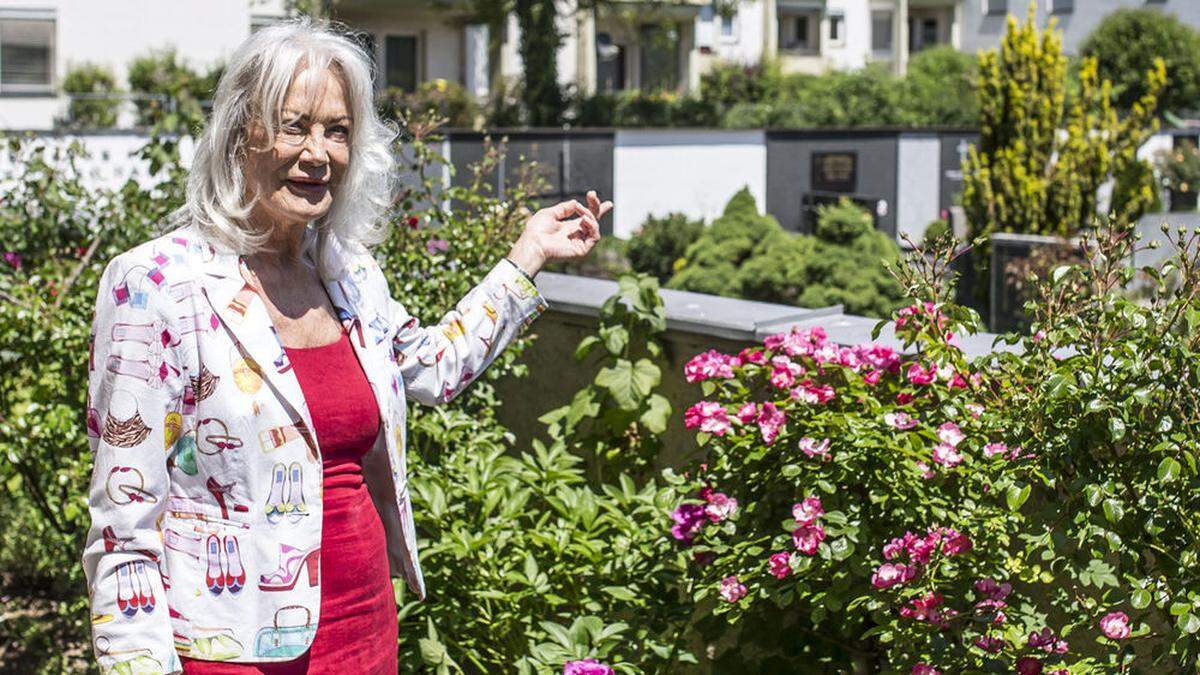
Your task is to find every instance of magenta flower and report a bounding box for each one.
[982,442,1007,458]
[791,380,835,404]
[563,659,614,675]
[907,363,936,386]
[764,326,826,357]
[792,523,826,555]
[792,496,824,525]
[914,461,934,478]
[972,635,1006,653]
[798,437,831,460]
[704,492,738,523]
[1100,611,1131,639]
[899,592,951,628]
[735,401,758,424]
[719,575,747,603]
[425,238,450,255]
[974,578,1012,601]
[931,443,963,468]
[684,349,736,383]
[884,412,917,430]
[936,422,964,446]
[1016,656,1044,675]
[1027,627,1068,654]
[684,401,732,436]
[670,503,707,544]
[739,347,767,365]
[2,251,20,270]
[871,562,915,589]
[767,551,792,579]
[770,364,798,389]
[911,665,940,675]
[940,528,972,556]
[861,369,882,386]
[756,403,786,445]
[965,403,984,419]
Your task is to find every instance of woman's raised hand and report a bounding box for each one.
[509,190,612,272]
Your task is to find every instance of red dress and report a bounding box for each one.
[182,327,397,674]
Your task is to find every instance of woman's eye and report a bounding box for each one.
[329,125,350,140]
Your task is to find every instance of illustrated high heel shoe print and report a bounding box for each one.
[134,561,155,614]
[223,535,245,594]
[205,534,225,595]
[265,463,287,525]
[258,544,320,592]
[284,461,308,523]
[206,476,250,520]
[115,562,139,617]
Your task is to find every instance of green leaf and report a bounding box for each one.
[1109,417,1127,442]
[1179,612,1200,635]
[639,394,671,434]
[603,586,637,601]
[1006,483,1031,511]
[1102,499,1125,524]
[1157,457,1182,482]
[573,335,601,361]
[1131,589,1152,610]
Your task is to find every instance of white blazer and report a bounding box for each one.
[83,221,549,673]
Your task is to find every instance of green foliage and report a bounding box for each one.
[126,48,223,131]
[922,218,951,245]
[668,191,904,318]
[624,213,705,283]
[59,63,120,130]
[569,91,719,128]
[379,79,480,129]
[899,46,979,127]
[539,273,670,482]
[1081,8,1200,116]
[514,0,565,126]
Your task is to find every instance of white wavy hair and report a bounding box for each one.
[175,17,397,266]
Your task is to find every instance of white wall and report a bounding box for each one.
[697,0,767,65]
[612,129,767,238]
[896,134,942,244]
[822,0,871,70]
[0,133,195,192]
[0,0,271,130]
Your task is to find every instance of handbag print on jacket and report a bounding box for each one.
[83,221,549,673]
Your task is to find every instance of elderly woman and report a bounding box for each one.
[83,19,608,675]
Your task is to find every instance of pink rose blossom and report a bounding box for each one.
[739,347,767,365]
[885,412,917,430]
[899,592,949,627]
[907,363,937,386]
[973,635,1006,653]
[670,503,707,544]
[756,403,786,445]
[915,461,934,478]
[684,349,736,383]
[704,492,738,523]
[719,575,747,603]
[768,552,792,579]
[792,497,824,525]
[791,380,835,404]
[1100,611,1131,640]
[983,442,1008,458]
[425,238,450,255]
[965,403,984,418]
[798,437,831,460]
[861,369,882,386]
[974,578,1012,601]
[735,402,758,424]
[940,528,972,556]
[792,523,826,555]
[936,422,965,447]
[684,401,732,436]
[871,562,916,589]
[911,665,940,675]
[931,443,963,468]
[563,659,614,675]
[764,326,826,357]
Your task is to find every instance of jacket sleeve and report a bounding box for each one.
[378,256,550,406]
[82,253,184,675]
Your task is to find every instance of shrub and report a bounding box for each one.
[700,60,783,111]
[625,213,705,283]
[59,63,120,129]
[1157,139,1200,211]
[922,218,951,245]
[126,48,222,131]
[1081,8,1200,116]
[669,192,904,318]
[668,219,1200,672]
[900,46,979,127]
[378,78,480,129]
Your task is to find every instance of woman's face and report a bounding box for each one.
[244,66,352,230]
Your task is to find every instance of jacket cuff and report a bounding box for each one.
[488,257,550,328]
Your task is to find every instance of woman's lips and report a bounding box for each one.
[285,178,328,194]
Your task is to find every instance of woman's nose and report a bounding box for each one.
[299,129,329,164]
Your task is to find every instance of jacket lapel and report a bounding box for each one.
[196,227,395,463]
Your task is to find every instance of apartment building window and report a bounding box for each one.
[0,12,54,93]
[596,32,625,92]
[779,10,819,53]
[871,11,893,52]
[1048,0,1073,13]
[983,0,1008,16]
[385,35,418,92]
[720,12,736,40]
[828,12,845,47]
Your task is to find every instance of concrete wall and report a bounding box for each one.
[0,131,195,191]
[765,129,899,235]
[896,133,942,243]
[960,0,1200,56]
[612,128,767,238]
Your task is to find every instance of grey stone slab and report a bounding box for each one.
[535,271,842,341]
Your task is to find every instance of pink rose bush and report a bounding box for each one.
[563,659,613,675]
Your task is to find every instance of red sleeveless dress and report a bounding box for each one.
[182,327,397,674]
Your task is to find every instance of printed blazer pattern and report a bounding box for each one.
[83,221,549,674]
